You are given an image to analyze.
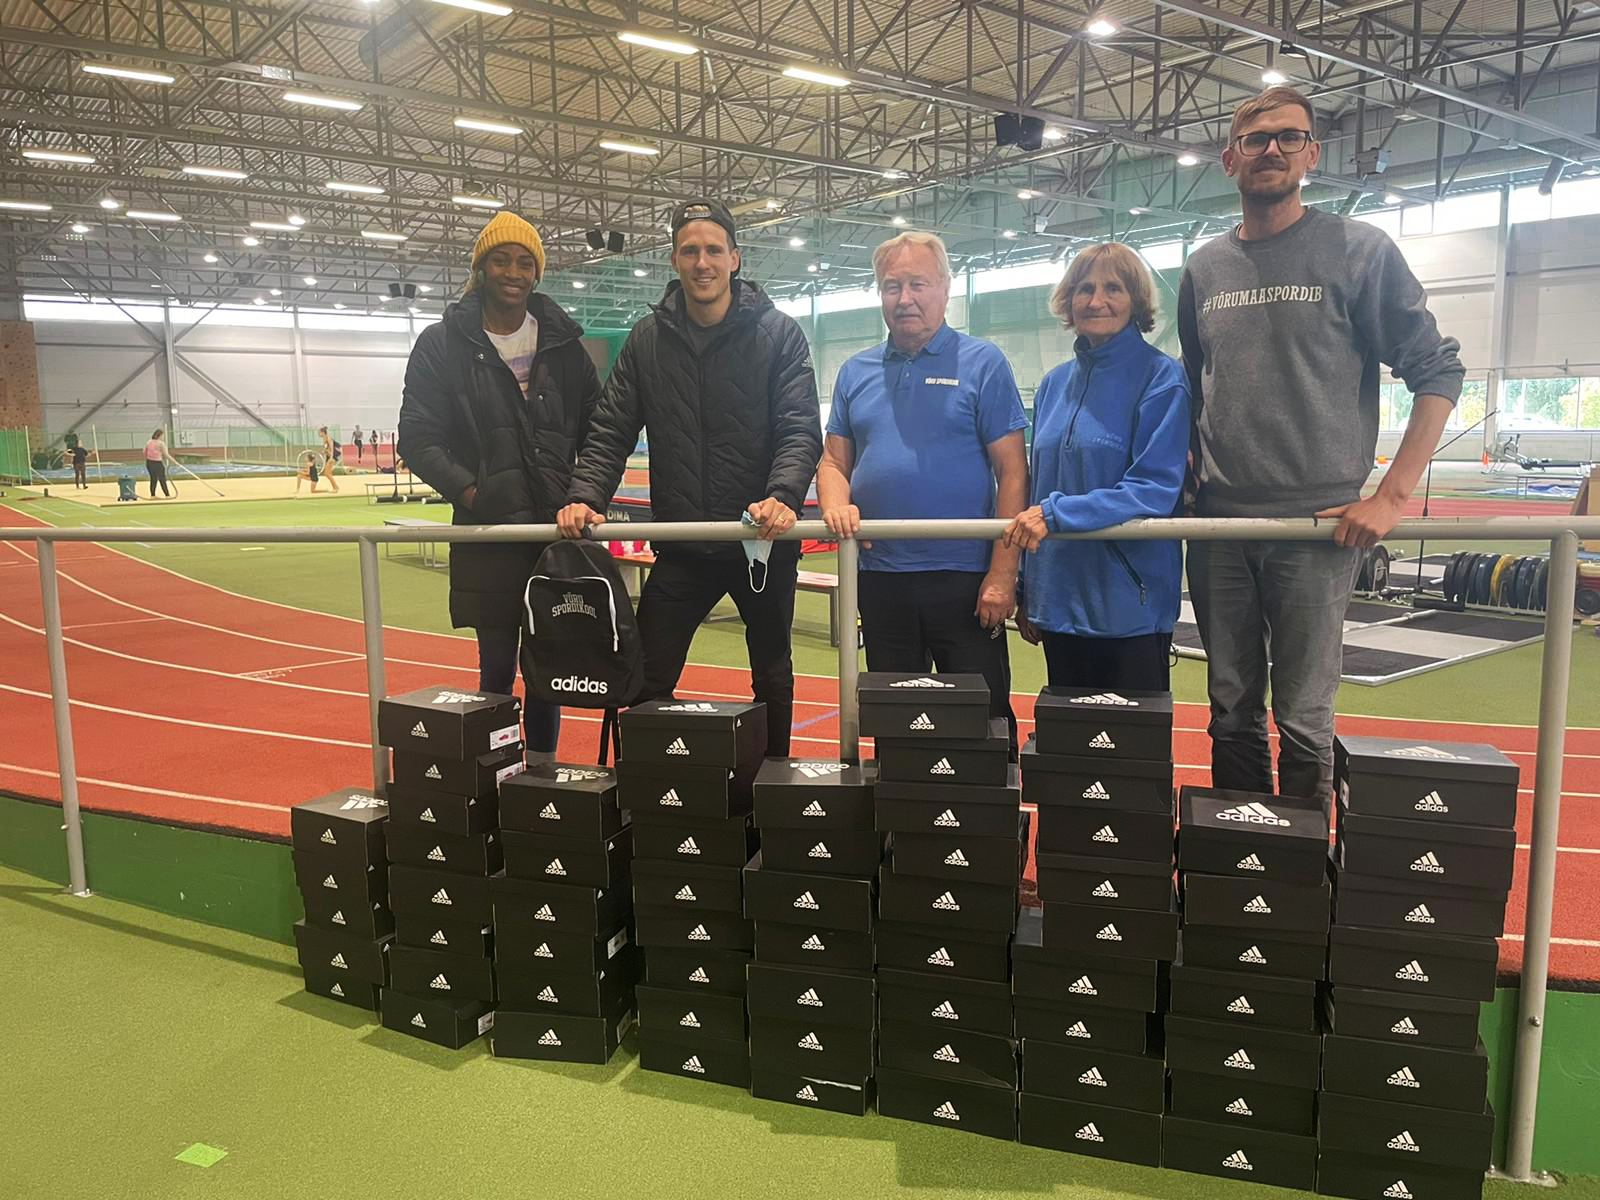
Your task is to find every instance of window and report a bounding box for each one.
[1501,376,1581,429]
[1433,191,1501,234]
[1354,208,1402,238]
[971,258,1062,295]
[1400,203,1434,238]
[1551,176,1600,221]
[1378,381,1414,431]
[1452,379,1488,431]
[1509,185,1552,225]
[1140,241,1185,272]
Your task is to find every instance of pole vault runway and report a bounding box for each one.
[1,503,1596,982]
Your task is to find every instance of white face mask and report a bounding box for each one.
[740,511,772,593]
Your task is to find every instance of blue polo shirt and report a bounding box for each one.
[827,323,1028,573]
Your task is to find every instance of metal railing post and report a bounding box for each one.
[1504,530,1579,1181]
[357,536,389,791]
[836,536,860,761]
[37,540,91,896]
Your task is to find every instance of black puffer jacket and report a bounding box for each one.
[567,277,822,559]
[398,289,600,629]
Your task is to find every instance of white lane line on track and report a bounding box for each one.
[238,655,365,679]
[63,616,168,631]
[1502,934,1600,947]
[0,762,285,814]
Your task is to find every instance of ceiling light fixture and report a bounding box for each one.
[1261,67,1288,85]
[1385,193,1403,205]
[782,65,851,87]
[882,169,906,180]
[203,253,219,263]
[1177,152,1201,167]
[126,209,181,222]
[1129,206,1148,215]
[99,197,121,210]
[452,193,504,209]
[416,284,433,293]
[806,263,818,272]
[287,214,306,227]
[618,30,699,55]
[891,216,907,226]
[454,117,522,136]
[362,230,408,242]
[283,90,364,112]
[71,222,90,234]
[572,280,587,289]
[1086,18,1117,36]
[182,165,246,180]
[22,149,96,164]
[270,288,283,296]
[765,199,781,210]
[242,236,261,246]
[250,221,300,231]
[303,275,318,285]
[253,297,266,305]
[333,302,347,309]
[633,268,647,277]
[325,179,386,194]
[788,236,806,247]
[1043,127,1066,143]
[598,139,660,156]
[428,0,512,14]
[82,63,175,84]
[1002,229,1018,238]
[1017,189,1037,200]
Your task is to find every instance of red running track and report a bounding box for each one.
[1,503,1596,982]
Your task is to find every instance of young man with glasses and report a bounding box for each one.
[1177,86,1463,805]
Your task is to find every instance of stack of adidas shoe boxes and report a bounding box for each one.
[490,763,636,1063]
[1016,688,1177,1165]
[1318,737,1515,1200]
[744,756,882,1114]
[377,685,523,1049]
[625,700,765,1089]
[1166,786,1331,1190]
[866,672,1025,1141]
[291,786,393,1012]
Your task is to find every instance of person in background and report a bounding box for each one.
[400,211,601,762]
[1002,243,1190,691]
[558,199,822,758]
[71,440,89,489]
[318,426,342,492]
[817,230,1028,743]
[144,429,174,498]
[352,424,365,464]
[1178,85,1463,803]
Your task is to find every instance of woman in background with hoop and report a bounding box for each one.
[294,449,328,494]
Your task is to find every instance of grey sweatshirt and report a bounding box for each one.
[1177,207,1464,517]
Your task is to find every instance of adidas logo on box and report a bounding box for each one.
[661,703,716,713]
[891,677,953,688]
[1243,895,1272,914]
[1091,824,1118,843]
[533,943,552,958]
[319,828,336,845]
[1074,1123,1103,1143]
[1078,1067,1107,1087]
[944,849,969,868]
[1410,852,1445,875]
[932,1001,958,1020]
[687,924,711,942]
[679,1012,700,1028]
[1083,782,1111,800]
[1095,924,1122,942]
[1388,1131,1421,1152]
[1415,791,1449,813]
[410,1013,426,1029]
[1236,853,1265,872]
[1392,1017,1420,1036]
[1405,904,1436,924]
[419,808,436,823]
[555,767,607,783]
[932,891,960,911]
[1217,801,1289,827]
[533,904,555,922]
[934,810,960,828]
[1069,976,1097,996]
[929,758,956,776]
[537,986,557,1003]
[339,795,385,811]
[910,713,936,731]
[1387,744,1470,761]
[538,1030,561,1046]
[801,800,827,818]
[677,837,701,856]
[1223,1049,1255,1070]
[682,1056,706,1074]
[665,738,690,756]
[796,1085,819,1102]
[660,789,682,807]
[802,935,826,951]
[1227,996,1255,1015]
[1074,692,1137,706]
[429,930,448,946]
[1239,945,1267,964]
[793,891,820,910]
[927,947,954,967]
[424,764,442,780]
[1091,880,1118,899]
[1387,1067,1421,1088]
[1063,1021,1090,1039]
[430,974,451,991]
[331,911,346,926]
[329,953,348,969]
[410,721,429,738]
[675,885,697,902]
[1385,1184,1414,1199]
[322,874,338,889]
[792,762,844,780]
[426,846,446,862]
[808,843,831,859]
[1222,1151,1253,1172]
[544,859,567,876]
[329,983,344,997]
[933,1101,960,1122]
[539,803,561,821]
[1395,960,1430,982]
[1226,1098,1252,1116]
[1088,731,1115,750]
[797,989,823,1007]
[798,1032,824,1052]
[430,690,485,706]
[688,968,710,983]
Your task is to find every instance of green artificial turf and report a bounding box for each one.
[5,865,1594,1200]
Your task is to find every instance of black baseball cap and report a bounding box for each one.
[670,199,738,250]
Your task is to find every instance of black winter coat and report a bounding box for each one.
[398,289,600,629]
[567,277,822,559]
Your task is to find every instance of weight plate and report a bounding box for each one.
[1475,555,1496,605]
[1511,557,1531,610]
[1490,554,1515,606]
[1444,552,1465,602]
[1454,552,1474,603]
[1577,587,1600,618]
[1518,557,1539,610]
[1370,546,1390,593]
[1534,558,1550,611]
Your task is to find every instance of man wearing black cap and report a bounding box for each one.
[558,199,823,756]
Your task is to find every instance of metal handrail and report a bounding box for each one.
[6,513,1593,1182]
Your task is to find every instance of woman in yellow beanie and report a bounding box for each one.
[398,212,600,761]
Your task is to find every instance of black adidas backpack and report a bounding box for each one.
[521,540,647,710]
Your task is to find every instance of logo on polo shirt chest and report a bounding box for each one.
[924,376,960,386]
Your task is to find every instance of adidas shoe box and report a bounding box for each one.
[635,905,754,953]
[876,1066,1017,1141]
[1032,687,1173,761]
[631,814,756,868]
[633,859,742,914]
[644,947,751,997]
[1164,1014,1323,1089]
[386,825,504,876]
[1336,810,1515,893]
[743,852,874,931]
[874,769,1021,839]
[1040,894,1179,960]
[293,856,392,938]
[378,686,521,760]
[394,914,494,956]
[1180,924,1328,980]
[1181,871,1332,936]
[1021,739,1173,813]
[390,747,525,800]
[753,758,874,829]
[619,699,766,769]
[638,1029,751,1087]
[638,982,747,1043]
[878,1020,1017,1087]
[1332,867,1508,941]
[291,787,389,874]
[1167,1070,1317,1135]
[379,989,494,1049]
[876,920,1011,983]
[293,919,391,986]
[493,1008,633,1065]
[498,764,622,841]
[1020,1039,1164,1112]
[751,1014,874,1079]
[751,1071,873,1116]
[1035,852,1171,910]
[748,962,876,1028]
[1013,999,1152,1054]
[1321,1034,1489,1111]
[1335,736,1518,830]
[1035,802,1173,864]
[385,784,498,838]
[1327,926,1497,1003]
[1315,1152,1488,1200]
[1019,1094,1162,1165]
[390,864,493,925]
[1160,1115,1318,1189]
[1178,787,1329,882]
[301,962,382,1012]
[879,865,1018,937]
[495,921,631,981]
[500,826,632,890]
[876,967,1012,1036]
[858,672,992,741]
[498,948,637,1013]
[389,944,496,1002]
[753,922,874,972]
[874,718,1011,787]
[1324,986,1480,1050]
[761,829,886,878]
[1013,910,1162,1012]
[1317,1093,1495,1171]
[490,873,631,936]
[1169,962,1319,1032]
[892,813,1029,886]
[619,761,755,823]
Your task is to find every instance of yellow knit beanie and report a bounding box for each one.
[468,212,546,289]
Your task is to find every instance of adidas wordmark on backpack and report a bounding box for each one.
[524,541,646,708]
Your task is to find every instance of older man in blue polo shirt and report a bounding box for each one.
[818,231,1029,739]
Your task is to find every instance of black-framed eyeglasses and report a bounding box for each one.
[1235,129,1312,156]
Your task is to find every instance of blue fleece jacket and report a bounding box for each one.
[1022,322,1190,638]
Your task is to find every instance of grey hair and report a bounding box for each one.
[872,231,953,286]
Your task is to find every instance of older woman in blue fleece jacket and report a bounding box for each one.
[1003,242,1190,692]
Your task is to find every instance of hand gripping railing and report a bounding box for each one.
[6,512,1599,1181]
